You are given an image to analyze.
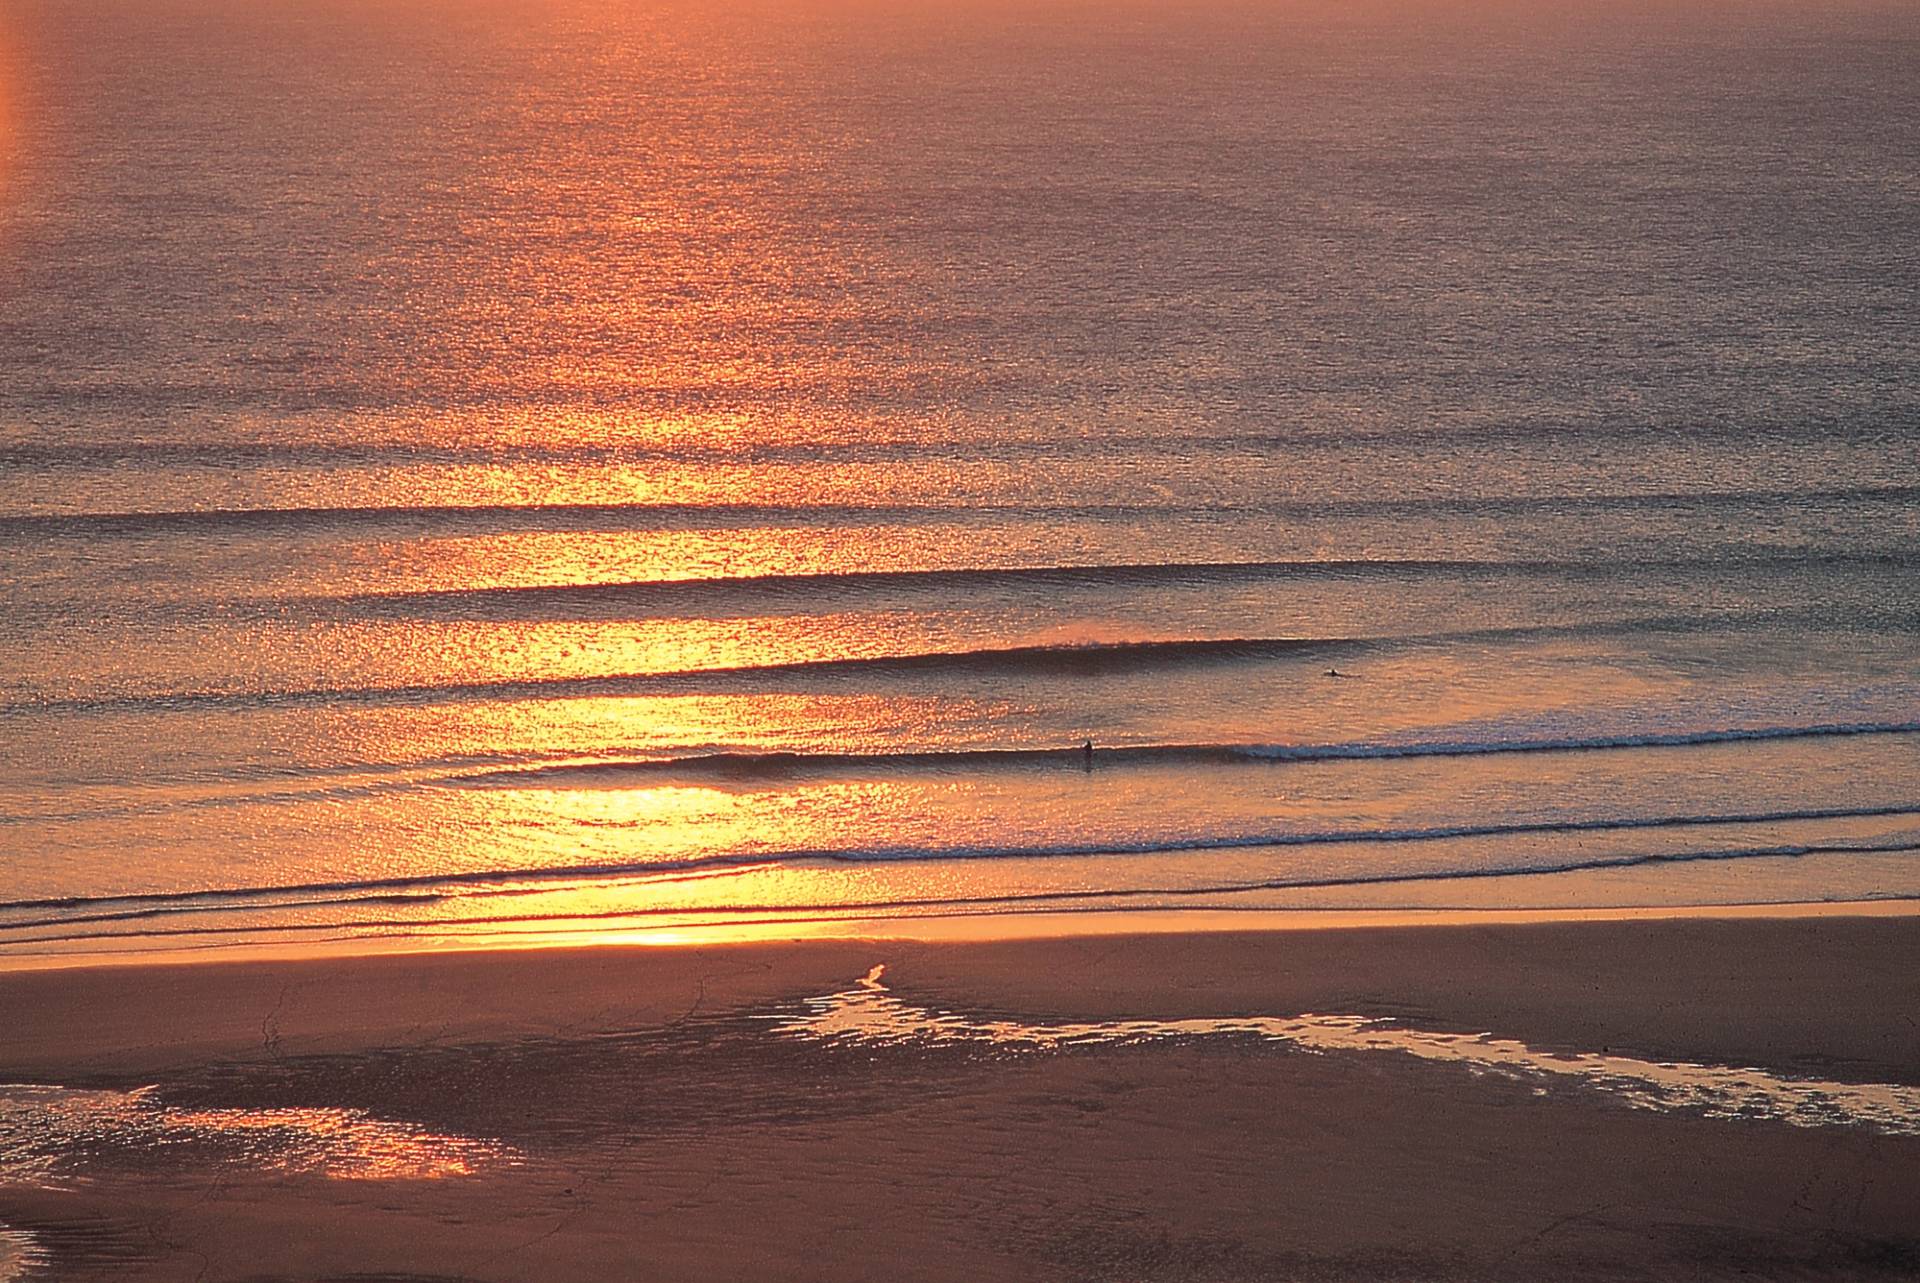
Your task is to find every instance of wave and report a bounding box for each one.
[316,559,1540,622]
[0,500,1010,539]
[0,437,981,472]
[1237,720,1920,762]
[5,410,1914,475]
[5,834,1919,947]
[15,601,1918,716]
[9,720,1911,831]
[5,801,1917,930]
[0,635,1377,718]
[276,554,1916,623]
[3,483,1914,541]
[446,722,1920,784]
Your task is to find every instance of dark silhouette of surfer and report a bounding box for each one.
[1082,738,1094,767]
[1325,668,1346,678]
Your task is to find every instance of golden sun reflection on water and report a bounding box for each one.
[159,1107,495,1180]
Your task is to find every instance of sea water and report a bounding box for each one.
[2,0,1917,959]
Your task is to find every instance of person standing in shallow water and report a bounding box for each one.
[1082,739,1094,768]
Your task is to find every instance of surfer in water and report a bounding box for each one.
[1082,738,1094,767]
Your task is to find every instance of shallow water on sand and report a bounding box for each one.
[776,968,1920,1137]
[3,964,1913,1217]
[4,959,1918,1278]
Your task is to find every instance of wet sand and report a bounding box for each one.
[3,915,1918,1281]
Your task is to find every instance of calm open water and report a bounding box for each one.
[1,0,1917,959]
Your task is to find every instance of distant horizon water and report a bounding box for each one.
[2,0,1917,962]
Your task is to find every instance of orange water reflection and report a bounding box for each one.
[0,1084,511,1185]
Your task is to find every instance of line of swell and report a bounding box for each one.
[6,721,1913,830]
[0,636,1370,718]
[2,415,1910,472]
[286,553,1918,622]
[11,609,1912,717]
[447,722,1920,784]
[4,802,1917,924]
[6,838,1920,946]
[15,841,1920,941]
[243,560,1587,622]
[4,483,1914,539]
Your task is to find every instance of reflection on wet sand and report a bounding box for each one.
[0,1083,512,1187]
[0,1225,42,1283]
[777,967,1920,1137]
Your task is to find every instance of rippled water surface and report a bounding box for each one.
[2,0,1917,957]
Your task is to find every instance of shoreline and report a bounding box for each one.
[1,892,1915,976]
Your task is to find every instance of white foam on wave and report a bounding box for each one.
[1236,720,1920,762]
[775,966,1920,1136]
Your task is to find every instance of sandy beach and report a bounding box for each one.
[3,913,1917,1281]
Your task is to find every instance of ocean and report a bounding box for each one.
[2,0,1917,961]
